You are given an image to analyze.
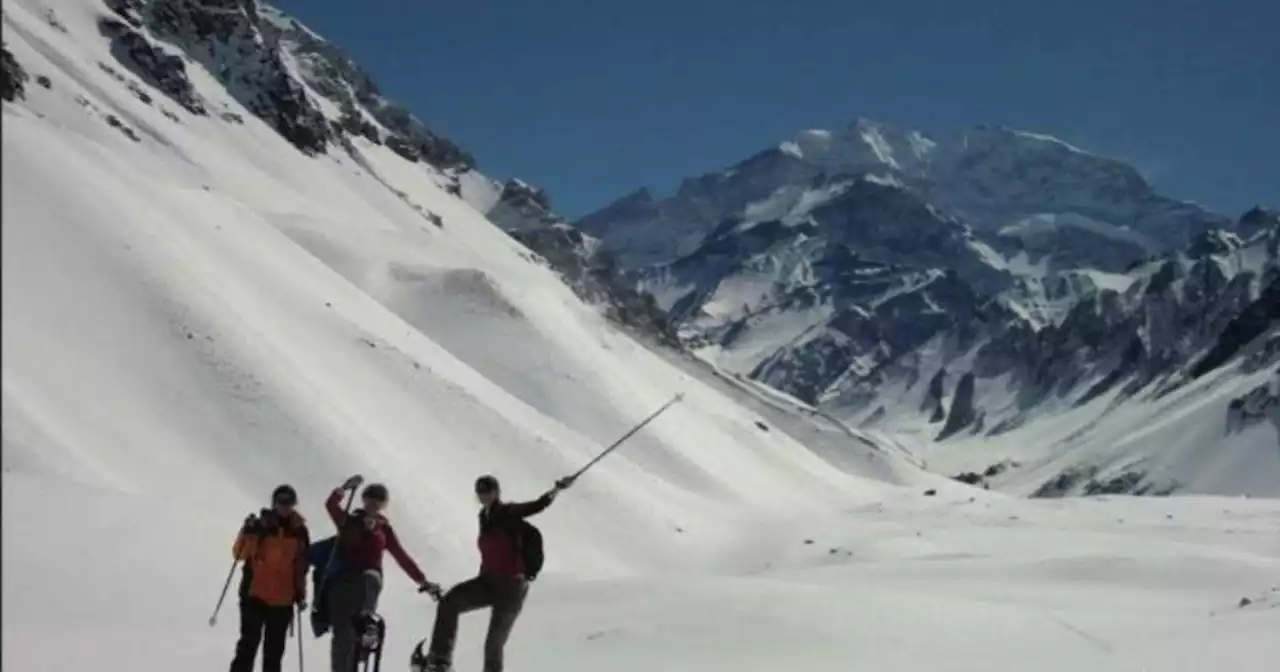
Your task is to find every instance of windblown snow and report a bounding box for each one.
[2,1,1278,671]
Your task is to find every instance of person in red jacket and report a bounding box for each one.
[417,474,573,672]
[325,475,440,672]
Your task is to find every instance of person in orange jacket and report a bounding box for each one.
[230,484,310,672]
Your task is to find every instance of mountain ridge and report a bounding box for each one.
[574,117,1277,497]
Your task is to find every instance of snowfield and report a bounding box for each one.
[3,1,1278,671]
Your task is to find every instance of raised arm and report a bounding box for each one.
[383,524,428,585]
[325,488,349,528]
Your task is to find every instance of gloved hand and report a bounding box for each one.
[341,474,365,491]
[241,513,260,534]
[295,596,308,611]
[418,581,443,600]
[554,476,576,491]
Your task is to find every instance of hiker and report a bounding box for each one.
[416,474,574,672]
[324,475,440,672]
[229,484,310,672]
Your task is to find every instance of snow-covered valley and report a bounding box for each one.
[2,1,1278,671]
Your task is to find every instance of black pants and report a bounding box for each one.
[426,575,529,672]
[230,598,294,672]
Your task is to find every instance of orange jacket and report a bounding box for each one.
[232,510,309,607]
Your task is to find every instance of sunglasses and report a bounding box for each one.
[274,496,298,507]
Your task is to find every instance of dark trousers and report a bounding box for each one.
[230,598,294,672]
[426,575,529,672]
[328,569,383,672]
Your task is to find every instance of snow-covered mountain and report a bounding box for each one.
[579,118,1231,271]
[5,2,1279,670]
[578,120,1278,497]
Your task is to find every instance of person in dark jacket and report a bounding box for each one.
[418,474,573,672]
[230,484,309,672]
[326,475,440,672]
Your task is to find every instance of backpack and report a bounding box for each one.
[305,510,373,638]
[305,536,338,637]
[512,518,544,581]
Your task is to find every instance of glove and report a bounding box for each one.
[295,596,308,611]
[241,514,260,534]
[418,581,443,600]
[341,474,365,491]
[554,476,576,491]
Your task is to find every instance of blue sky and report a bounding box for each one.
[274,0,1279,218]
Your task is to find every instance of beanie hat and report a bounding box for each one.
[272,484,298,505]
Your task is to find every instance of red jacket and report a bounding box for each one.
[478,494,553,577]
[325,489,427,585]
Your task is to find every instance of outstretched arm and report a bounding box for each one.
[384,525,428,586]
[505,491,557,519]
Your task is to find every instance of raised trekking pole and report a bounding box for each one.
[567,392,685,481]
[208,558,239,627]
[313,480,359,617]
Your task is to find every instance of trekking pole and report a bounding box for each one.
[297,603,305,672]
[208,558,239,627]
[568,393,685,481]
[313,485,359,616]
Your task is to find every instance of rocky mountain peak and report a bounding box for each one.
[499,178,554,213]
[779,117,935,177]
[1239,205,1279,234]
[1,43,29,102]
[1187,228,1245,258]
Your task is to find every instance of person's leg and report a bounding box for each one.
[481,579,530,672]
[425,576,495,667]
[260,605,294,672]
[229,598,267,672]
[353,570,384,660]
[327,574,361,672]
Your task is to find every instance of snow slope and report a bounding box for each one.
[3,2,1278,671]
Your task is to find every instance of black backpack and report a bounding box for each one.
[512,518,544,581]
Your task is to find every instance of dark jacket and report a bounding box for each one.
[478,494,553,577]
[324,489,427,584]
[233,509,309,607]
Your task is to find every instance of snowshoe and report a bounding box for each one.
[409,640,450,672]
[352,610,386,672]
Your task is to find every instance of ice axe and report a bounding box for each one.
[565,393,685,483]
